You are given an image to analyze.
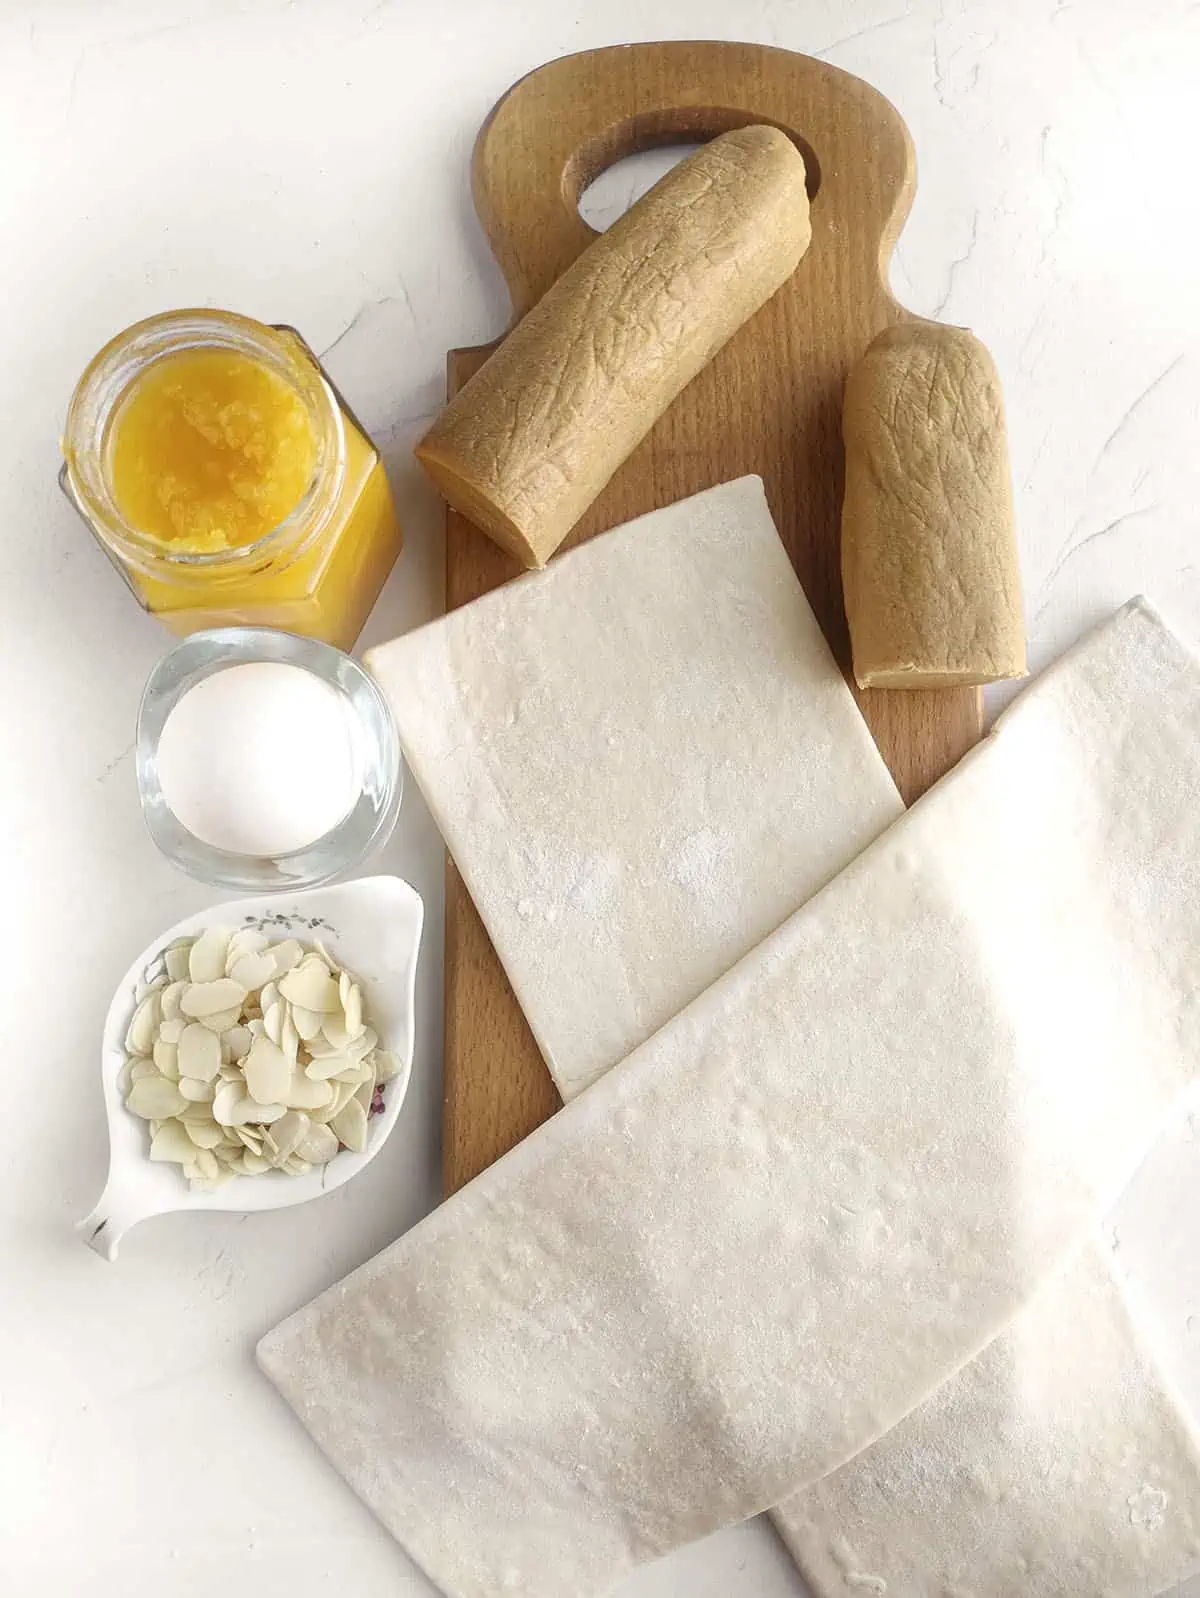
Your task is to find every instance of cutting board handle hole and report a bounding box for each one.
[567,111,820,235]
[576,142,705,231]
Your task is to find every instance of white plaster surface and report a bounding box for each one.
[2,2,1198,1593]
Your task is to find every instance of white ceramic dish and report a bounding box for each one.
[79,875,423,1261]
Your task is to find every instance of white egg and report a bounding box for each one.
[155,662,359,856]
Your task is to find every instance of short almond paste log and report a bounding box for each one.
[841,322,1026,689]
[415,125,812,568]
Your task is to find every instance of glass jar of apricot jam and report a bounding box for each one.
[60,309,402,651]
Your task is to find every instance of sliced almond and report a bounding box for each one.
[234,1125,265,1152]
[343,983,363,1038]
[338,969,353,1010]
[292,1003,326,1041]
[178,1022,222,1082]
[212,1081,247,1127]
[284,1071,334,1112]
[296,1123,339,1166]
[282,1155,312,1177]
[332,1078,359,1115]
[164,939,194,983]
[184,1117,224,1150]
[229,950,277,993]
[265,1109,310,1163]
[280,1008,299,1065]
[214,1088,285,1127]
[342,1027,378,1063]
[263,1001,283,1046]
[243,1035,291,1105]
[234,1096,282,1127]
[373,1050,401,1084]
[180,979,246,1018]
[306,1052,352,1082]
[222,1024,252,1062]
[180,1097,219,1122]
[224,928,269,973]
[156,1017,185,1045]
[331,1096,368,1154]
[334,1058,373,1087]
[195,1006,244,1033]
[160,980,188,1022]
[149,1121,195,1164]
[269,939,305,978]
[178,1076,216,1104]
[189,928,232,984]
[279,960,340,1014]
[320,1016,363,1053]
[125,991,161,1057]
[152,1039,180,1081]
[129,1059,158,1084]
[127,1075,187,1120]
[191,1148,220,1180]
[238,1150,271,1176]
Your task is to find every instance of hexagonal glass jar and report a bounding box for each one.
[61,309,401,650]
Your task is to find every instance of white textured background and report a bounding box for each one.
[2,2,1199,1593]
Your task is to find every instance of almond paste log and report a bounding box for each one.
[841,322,1026,689]
[415,125,812,567]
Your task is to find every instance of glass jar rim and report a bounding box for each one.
[61,309,346,581]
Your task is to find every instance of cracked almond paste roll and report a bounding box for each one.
[415,125,812,567]
[841,322,1026,688]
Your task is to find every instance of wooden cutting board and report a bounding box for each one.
[441,41,982,1195]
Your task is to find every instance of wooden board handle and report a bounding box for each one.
[473,40,916,318]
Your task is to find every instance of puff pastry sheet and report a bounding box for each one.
[262,599,1200,1598]
[776,1242,1200,1597]
[365,475,903,1100]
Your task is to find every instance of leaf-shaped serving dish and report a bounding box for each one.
[79,875,423,1261]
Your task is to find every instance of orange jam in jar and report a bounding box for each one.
[61,310,402,650]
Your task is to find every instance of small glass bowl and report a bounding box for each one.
[136,628,401,890]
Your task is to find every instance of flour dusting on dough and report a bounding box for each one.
[1128,1484,1168,1531]
[667,828,734,902]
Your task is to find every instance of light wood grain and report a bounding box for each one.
[443,41,982,1195]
